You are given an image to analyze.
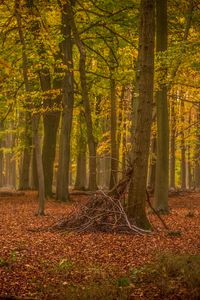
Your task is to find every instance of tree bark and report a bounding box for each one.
[170,97,176,189]
[56,1,75,201]
[127,0,155,229]
[15,1,45,214]
[0,123,4,187]
[69,4,97,191]
[40,69,60,197]
[180,98,186,190]
[186,110,192,189]
[194,105,200,190]
[74,112,87,190]
[18,112,32,190]
[154,0,169,213]
[109,72,118,189]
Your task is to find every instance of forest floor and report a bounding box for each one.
[0,191,200,300]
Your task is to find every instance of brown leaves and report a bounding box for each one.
[0,192,200,299]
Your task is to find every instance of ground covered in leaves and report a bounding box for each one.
[0,192,200,299]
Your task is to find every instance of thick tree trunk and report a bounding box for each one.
[128,0,155,229]
[56,1,75,201]
[40,70,60,197]
[154,0,169,212]
[70,4,97,191]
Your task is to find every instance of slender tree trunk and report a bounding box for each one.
[19,112,32,190]
[56,1,75,201]
[148,134,156,191]
[170,97,176,189]
[0,123,4,187]
[74,112,87,190]
[70,4,97,191]
[128,0,155,229]
[154,0,169,212]
[186,110,192,189]
[109,72,118,189]
[180,99,186,190]
[194,106,200,190]
[15,2,45,214]
[30,147,38,190]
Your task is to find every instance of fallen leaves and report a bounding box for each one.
[0,191,200,299]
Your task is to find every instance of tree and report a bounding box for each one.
[56,0,75,201]
[69,3,97,191]
[153,0,169,212]
[127,0,155,229]
[15,0,45,215]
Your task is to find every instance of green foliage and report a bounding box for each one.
[0,257,9,267]
[58,258,73,271]
[132,253,200,299]
[116,276,131,287]
[0,250,17,267]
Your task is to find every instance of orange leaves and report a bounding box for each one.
[0,191,200,298]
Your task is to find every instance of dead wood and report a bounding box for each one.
[0,189,25,197]
[50,168,151,235]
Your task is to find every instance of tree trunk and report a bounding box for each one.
[18,112,32,190]
[74,112,87,190]
[109,73,118,189]
[32,115,45,215]
[15,2,45,214]
[70,4,97,191]
[148,134,156,191]
[186,110,192,189]
[170,97,176,189]
[56,1,75,201]
[40,69,60,197]
[30,147,38,190]
[0,123,4,187]
[154,0,169,213]
[127,0,155,229]
[180,99,186,190]
[194,106,200,190]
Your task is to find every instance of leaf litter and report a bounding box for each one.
[0,191,200,299]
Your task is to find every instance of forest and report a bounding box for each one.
[0,0,200,299]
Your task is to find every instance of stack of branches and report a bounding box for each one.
[51,168,150,235]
